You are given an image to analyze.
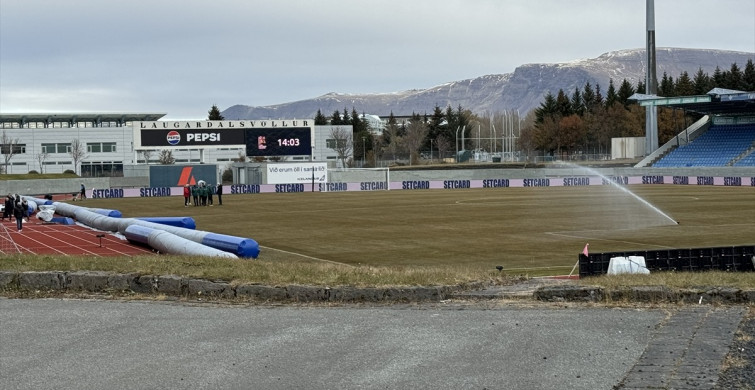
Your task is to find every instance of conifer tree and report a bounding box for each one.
[675,71,695,96]
[314,109,328,125]
[743,59,755,91]
[208,104,224,120]
[605,79,618,107]
[693,67,712,94]
[617,79,636,108]
[570,87,584,116]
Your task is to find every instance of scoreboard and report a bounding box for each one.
[135,120,314,157]
[245,127,312,156]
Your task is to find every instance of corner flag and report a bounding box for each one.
[582,243,589,257]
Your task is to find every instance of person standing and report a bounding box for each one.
[80,183,86,200]
[216,183,223,206]
[199,183,208,206]
[183,184,191,207]
[2,194,13,221]
[208,184,214,206]
[191,185,199,207]
[13,200,24,232]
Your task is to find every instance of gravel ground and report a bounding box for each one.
[716,307,755,390]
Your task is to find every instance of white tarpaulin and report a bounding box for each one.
[607,256,650,275]
[36,205,55,222]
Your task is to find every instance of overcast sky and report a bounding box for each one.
[1,0,753,120]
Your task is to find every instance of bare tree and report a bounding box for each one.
[404,120,429,165]
[235,151,247,162]
[328,126,353,168]
[435,135,451,162]
[383,122,403,162]
[69,138,88,175]
[141,150,154,164]
[36,152,49,174]
[1,130,19,174]
[158,149,175,164]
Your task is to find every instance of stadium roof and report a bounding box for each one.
[630,89,755,116]
[0,112,166,125]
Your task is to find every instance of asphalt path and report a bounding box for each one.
[0,299,741,390]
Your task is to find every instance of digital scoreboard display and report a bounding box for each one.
[245,127,312,156]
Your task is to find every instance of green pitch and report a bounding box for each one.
[82,185,755,273]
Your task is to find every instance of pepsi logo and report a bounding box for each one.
[166,131,181,145]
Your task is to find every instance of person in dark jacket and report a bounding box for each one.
[216,183,223,206]
[13,201,24,232]
[2,194,13,221]
[191,185,199,207]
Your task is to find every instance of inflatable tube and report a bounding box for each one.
[89,208,122,218]
[50,217,75,225]
[124,225,236,258]
[25,200,37,215]
[136,217,196,230]
[118,218,259,258]
[50,201,257,258]
[203,233,260,259]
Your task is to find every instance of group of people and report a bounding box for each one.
[183,181,223,207]
[2,193,29,232]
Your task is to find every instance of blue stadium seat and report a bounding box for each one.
[654,124,755,167]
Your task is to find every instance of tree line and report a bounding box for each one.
[526,60,755,159]
[314,60,753,166]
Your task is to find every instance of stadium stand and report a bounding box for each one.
[632,88,755,168]
[654,124,755,167]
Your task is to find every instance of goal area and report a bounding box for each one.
[324,167,390,191]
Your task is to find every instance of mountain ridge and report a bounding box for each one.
[222,47,754,120]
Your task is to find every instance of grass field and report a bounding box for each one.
[75,184,754,275]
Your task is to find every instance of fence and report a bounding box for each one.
[579,245,755,277]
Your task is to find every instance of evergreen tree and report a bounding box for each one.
[208,104,224,120]
[743,59,755,91]
[712,66,725,87]
[330,110,342,125]
[658,73,674,96]
[341,108,351,125]
[636,80,646,94]
[350,107,366,134]
[314,109,328,125]
[570,87,584,116]
[675,71,695,96]
[427,105,446,143]
[582,82,595,112]
[693,67,712,94]
[555,89,572,117]
[535,92,557,124]
[605,79,618,107]
[594,83,604,107]
[725,63,744,90]
[617,78,636,108]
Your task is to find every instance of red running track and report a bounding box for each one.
[0,218,156,257]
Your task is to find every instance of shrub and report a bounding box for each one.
[28,170,39,174]
[63,169,76,174]
[222,168,233,183]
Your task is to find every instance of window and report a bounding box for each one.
[0,144,26,154]
[87,142,117,153]
[103,142,116,152]
[326,139,348,149]
[43,143,71,153]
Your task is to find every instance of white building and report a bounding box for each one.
[0,113,352,175]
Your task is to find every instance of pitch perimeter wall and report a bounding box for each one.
[1,166,754,198]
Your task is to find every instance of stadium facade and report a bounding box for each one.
[0,113,351,177]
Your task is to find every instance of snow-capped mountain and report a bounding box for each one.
[222,48,753,119]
